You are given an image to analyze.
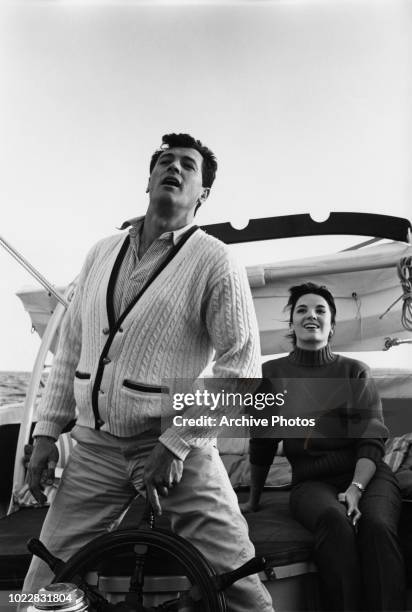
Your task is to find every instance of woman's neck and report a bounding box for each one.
[288,344,337,367]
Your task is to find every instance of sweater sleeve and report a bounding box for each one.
[33,243,100,440]
[158,255,261,460]
[204,257,261,380]
[351,364,388,465]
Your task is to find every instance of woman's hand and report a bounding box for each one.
[337,484,362,527]
[239,500,260,514]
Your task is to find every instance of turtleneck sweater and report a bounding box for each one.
[249,345,388,485]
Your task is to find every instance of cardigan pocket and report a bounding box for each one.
[121,379,170,419]
[73,373,92,411]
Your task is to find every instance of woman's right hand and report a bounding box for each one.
[239,500,260,513]
[338,486,362,527]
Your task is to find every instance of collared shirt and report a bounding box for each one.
[113,216,195,319]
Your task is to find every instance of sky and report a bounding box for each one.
[1,0,411,372]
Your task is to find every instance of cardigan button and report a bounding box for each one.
[102,357,111,365]
[96,418,105,427]
[102,327,110,335]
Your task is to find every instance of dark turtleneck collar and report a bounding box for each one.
[287,345,338,367]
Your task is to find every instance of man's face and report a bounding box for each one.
[147,147,209,215]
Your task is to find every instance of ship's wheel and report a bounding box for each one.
[30,528,228,611]
[29,525,269,612]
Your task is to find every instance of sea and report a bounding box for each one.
[0,371,47,407]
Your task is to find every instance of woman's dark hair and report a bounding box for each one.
[286,282,337,345]
[149,133,218,189]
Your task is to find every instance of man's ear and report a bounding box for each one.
[194,188,210,216]
[146,177,151,193]
[199,187,210,204]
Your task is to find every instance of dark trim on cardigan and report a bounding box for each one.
[91,225,199,430]
[74,371,91,380]
[123,379,168,394]
[106,235,130,331]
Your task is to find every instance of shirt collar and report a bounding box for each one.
[119,216,195,246]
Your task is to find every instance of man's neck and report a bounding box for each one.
[139,210,194,258]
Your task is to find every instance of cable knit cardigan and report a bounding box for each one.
[33,228,261,460]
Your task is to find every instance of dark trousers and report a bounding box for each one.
[290,462,405,611]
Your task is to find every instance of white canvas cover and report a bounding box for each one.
[247,242,412,354]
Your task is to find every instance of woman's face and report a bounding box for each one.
[291,293,333,350]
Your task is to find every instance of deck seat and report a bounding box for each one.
[0,507,48,590]
[237,490,314,563]
[0,492,410,591]
[0,492,313,589]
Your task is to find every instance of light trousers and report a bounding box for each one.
[23,426,274,612]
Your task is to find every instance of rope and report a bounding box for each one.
[399,256,412,330]
[351,291,363,341]
[379,256,412,330]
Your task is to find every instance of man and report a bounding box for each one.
[24,133,274,611]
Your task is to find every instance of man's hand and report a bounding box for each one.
[338,485,362,527]
[27,436,59,504]
[143,442,183,516]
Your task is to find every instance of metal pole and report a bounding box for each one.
[0,234,68,308]
[383,337,412,350]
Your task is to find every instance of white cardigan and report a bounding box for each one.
[33,228,261,459]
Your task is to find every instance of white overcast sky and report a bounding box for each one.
[1,0,411,371]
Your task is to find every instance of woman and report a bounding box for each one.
[242,282,405,611]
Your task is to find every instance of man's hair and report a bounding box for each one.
[285,282,337,346]
[149,133,218,189]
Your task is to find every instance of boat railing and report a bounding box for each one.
[7,283,74,515]
[0,235,68,309]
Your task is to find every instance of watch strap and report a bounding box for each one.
[351,481,365,493]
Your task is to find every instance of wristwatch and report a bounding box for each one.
[351,481,365,494]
